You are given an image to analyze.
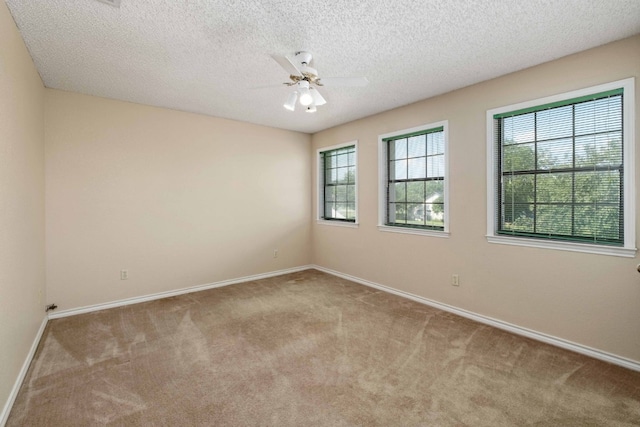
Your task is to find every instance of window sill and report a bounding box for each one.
[486,235,637,258]
[317,220,359,229]
[378,225,450,238]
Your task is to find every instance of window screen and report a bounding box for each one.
[385,127,445,230]
[494,89,623,245]
[320,145,356,222]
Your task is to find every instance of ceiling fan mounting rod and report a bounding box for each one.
[294,51,313,66]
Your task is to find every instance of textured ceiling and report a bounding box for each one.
[5,0,640,134]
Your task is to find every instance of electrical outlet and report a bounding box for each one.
[451,274,460,286]
[120,269,129,280]
[273,249,278,259]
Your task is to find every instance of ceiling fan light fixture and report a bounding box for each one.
[272,51,368,112]
[284,91,298,111]
[298,81,313,106]
[299,91,313,106]
[310,88,326,106]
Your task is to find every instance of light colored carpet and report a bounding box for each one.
[7,269,640,426]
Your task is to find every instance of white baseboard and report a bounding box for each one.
[48,265,313,319]
[1,316,48,427]
[312,265,640,372]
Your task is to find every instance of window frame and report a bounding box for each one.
[317,140,359,227]
[486,78,636,257]
[378,121,450,237]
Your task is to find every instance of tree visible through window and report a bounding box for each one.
[496,90,623,245]
[320,144,356,222]
[385,127,445,230]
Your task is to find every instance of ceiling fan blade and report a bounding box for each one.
[310,88,326,106]
[250,83,292,90]
[271,54,302,76]
[318,76,369,87]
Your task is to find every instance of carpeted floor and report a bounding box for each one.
[7,269,640,426]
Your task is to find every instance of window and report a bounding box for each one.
[318,141,357,225]
[487,78,636,257]
[378,122,449,236]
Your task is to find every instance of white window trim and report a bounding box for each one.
[317,140,359,227]
[486,78,636,258]
[378,121,450,237]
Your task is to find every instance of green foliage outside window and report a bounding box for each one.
[321,145,356,221]
[386,127,445,230]
[498,92,623,245]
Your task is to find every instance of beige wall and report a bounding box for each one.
[311,35,640,363]
[45,90,311,310]
[0,0,46,417]
[1,4,637,419]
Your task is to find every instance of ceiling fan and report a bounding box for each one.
[272,51,369,113]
